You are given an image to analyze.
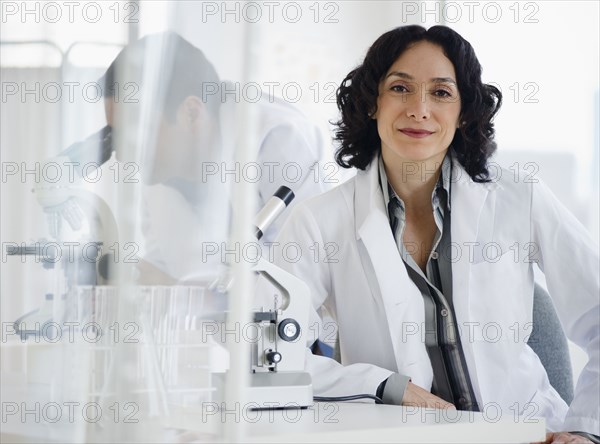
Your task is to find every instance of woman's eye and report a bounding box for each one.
[433,89,452,97]
[390,84,408,93]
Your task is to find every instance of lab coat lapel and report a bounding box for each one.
[449,158,498,397]
[354,163,409,303]
[354,162,432,381]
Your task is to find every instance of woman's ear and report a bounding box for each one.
[369,106,378,120]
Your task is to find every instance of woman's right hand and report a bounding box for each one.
[401,381,456,409]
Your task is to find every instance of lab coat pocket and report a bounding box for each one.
[470,335,537,412]
[467,250,530,344]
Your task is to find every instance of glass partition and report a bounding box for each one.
[1,1,598,442]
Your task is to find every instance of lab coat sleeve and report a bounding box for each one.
[531,180,600,434]
[260,201,395,398]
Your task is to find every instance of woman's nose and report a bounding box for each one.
[405,88,430,121]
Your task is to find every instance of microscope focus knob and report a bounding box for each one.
[278,318,300,342]
[266,350,282,365]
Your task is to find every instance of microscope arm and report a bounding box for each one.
[252,257,311,372]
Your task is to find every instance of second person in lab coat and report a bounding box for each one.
[266,25,599,442]
[101,32,331,282]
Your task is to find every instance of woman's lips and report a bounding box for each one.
[399,128,434,138]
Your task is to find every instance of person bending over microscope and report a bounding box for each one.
[48,31,331,284]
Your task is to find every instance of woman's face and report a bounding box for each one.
[374,41,461,167]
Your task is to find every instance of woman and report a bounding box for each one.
[269,26,598,442]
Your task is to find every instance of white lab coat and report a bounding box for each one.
[218,89,331,247]
[269,156,599,434]
[141,89,330,281]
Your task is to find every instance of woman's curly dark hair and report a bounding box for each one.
[334,25,502,182]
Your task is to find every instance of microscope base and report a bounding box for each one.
[248,371,312,409]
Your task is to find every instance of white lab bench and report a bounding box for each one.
[1,395,546,443]
[167,401,546,444]
[1,307,546,444]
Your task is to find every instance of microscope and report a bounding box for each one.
[211,186,313,409]
[6,126,119,338]
[249,186,313,408]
